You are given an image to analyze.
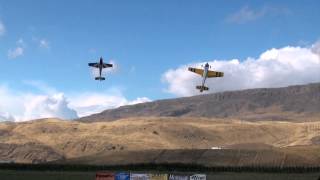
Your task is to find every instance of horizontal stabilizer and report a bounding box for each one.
[196,85,209,92]
[95,77,105,81]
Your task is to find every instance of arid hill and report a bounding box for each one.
[1,83,319,165]
[79,83,320,122]
[0,117,320,165]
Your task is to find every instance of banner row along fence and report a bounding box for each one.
[96,172,206,180]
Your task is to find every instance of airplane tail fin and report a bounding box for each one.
[196,85,209,92]
[95,77,105,81]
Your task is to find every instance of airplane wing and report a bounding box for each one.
[102,63,113,68]
[88,63,99,68]
[188,67,204,76]
[207,70,224,78]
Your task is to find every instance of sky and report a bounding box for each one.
[0,0,319,121]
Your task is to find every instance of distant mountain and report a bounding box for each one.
[79,83,320,122]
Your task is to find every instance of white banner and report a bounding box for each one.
[190,174,206,180]
[168,174,189,180]
[130,173,150,180]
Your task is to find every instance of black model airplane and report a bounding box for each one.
[88,57,113,81]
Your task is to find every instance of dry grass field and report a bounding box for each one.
[0,117,320,165]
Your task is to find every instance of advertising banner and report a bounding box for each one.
[168,174,189,180]
[190,174,206,180]
[95,172,114,180]
[115,172,130,180]
[130,173,150,180]
[149,173,168,180]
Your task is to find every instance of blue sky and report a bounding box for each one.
[0,0,320,120]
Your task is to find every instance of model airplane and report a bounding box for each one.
[88,57,113,81]
[188,63,224,92]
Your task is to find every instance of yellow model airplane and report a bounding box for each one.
[188,63,224,92]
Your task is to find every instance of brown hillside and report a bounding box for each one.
[1,117,320,164]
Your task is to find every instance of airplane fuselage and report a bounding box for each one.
[98,58,103,78]
[200,63,210,92]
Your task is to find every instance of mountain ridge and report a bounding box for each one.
[79,82,320,122]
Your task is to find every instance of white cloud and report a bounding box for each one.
[68,92,127,117]
[312,40,320,59]
[162,42,320,97]
[0,83,151,121]
[0,85,78,122]
[0,20,5,36]
[227,6,265,24]
[0,112,15,122]
[0,85,25,117]
[8,47,24,59]
[39,39,50,49]
[68,91,151,117]
[226,6,290,24]
[7,39,27,59]
[23,93,78,121]
[127,97,150,105]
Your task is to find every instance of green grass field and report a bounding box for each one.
[1,170,320,180]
